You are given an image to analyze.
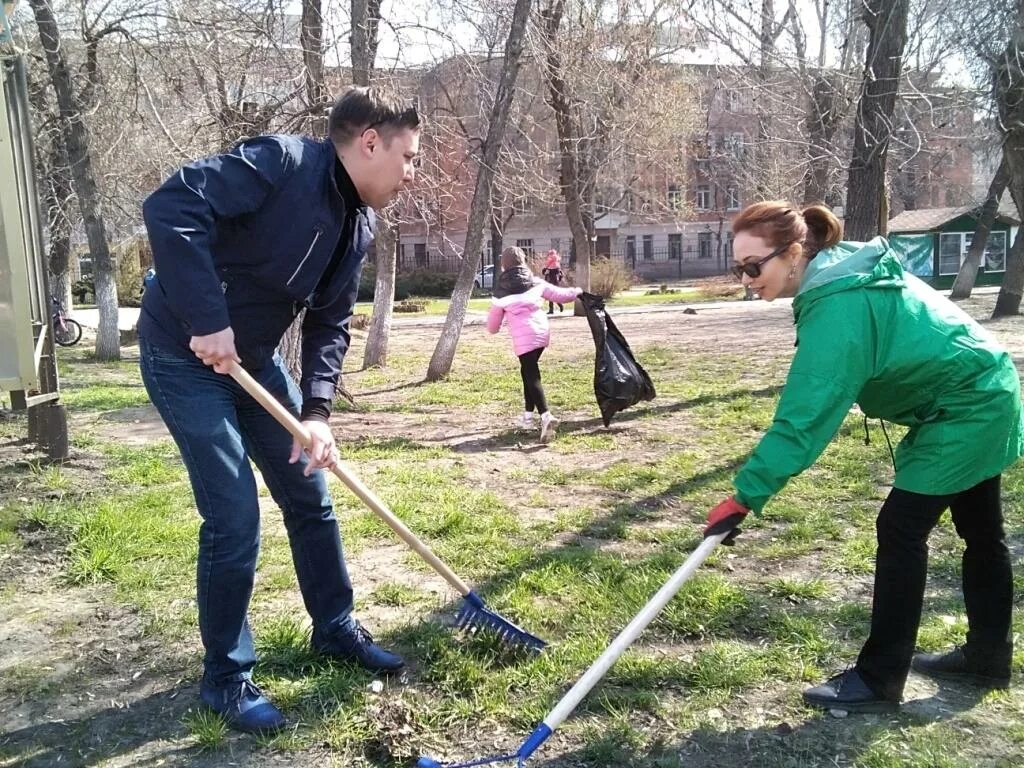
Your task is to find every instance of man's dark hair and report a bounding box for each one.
[328,87,420,145]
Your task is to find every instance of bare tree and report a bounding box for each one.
[950,154,1008,299]
[992,4,1024,317]
[844,0,910,240]
[28,0,120,359]
[425,0,532,381]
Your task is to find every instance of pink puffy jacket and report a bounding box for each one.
[487,281,581,356]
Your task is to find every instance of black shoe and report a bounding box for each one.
[199,677,287,734]
[803,669,899,713]
[912,645,1011,689]
[312,621,405,673]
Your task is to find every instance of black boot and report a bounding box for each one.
[911,645,1011,689]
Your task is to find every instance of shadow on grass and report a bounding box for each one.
[518,681,990,768]
[448,385,782,455]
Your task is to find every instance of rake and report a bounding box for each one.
[228,363,546,654]
[416,529,734,767]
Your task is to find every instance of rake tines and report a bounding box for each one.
[455,591,546,654]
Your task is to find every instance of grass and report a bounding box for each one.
[1,302,1022,767]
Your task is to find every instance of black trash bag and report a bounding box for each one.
[579,292,656,426]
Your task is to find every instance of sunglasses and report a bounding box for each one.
[730,243,790,280]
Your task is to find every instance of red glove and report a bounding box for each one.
[704,496,749,545]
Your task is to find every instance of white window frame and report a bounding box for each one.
[695,185,711,211]
[725,186,740,211]
[515,238,535,257]
[667,184,684,210]
[938,231,1009,275]
[697,232,713,260]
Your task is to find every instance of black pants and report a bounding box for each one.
[856,475,1013,700]
[518,347,547,414]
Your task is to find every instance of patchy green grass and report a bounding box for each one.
[2,303,1023,767]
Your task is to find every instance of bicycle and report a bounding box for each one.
[51,296,82,346]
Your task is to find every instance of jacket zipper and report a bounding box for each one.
[287,229,321,286]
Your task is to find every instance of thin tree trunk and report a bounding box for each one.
[44,140,74,310]
[425,0,532,381]
[351,0,396,368]
[541,0,593,292]
[951,156,1009,300]
[363,219,396,367]
[350,0,381,88]
[844,0,910,242]
[993,21,1024,318]
[30,0,119,360]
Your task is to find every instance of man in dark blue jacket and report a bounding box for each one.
[138,87,420,734]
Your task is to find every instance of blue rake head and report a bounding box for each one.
[455,591,546,654]
[415,755,523,768]
[418,723,552,768]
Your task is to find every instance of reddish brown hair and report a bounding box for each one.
[732,200,843,260]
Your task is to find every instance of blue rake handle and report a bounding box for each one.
[419,532,729,767]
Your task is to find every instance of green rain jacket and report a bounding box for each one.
[733,237,1023,513]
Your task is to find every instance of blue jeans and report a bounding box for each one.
[139,339,354,684]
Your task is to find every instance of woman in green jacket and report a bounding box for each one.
[704,201,1022,712]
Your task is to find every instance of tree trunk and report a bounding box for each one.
[30,0,119,360]
[301,0,327,134]
[541,0,593,292]
[844,0,910,242]
[993,21,1024,318]
[425,0,532,381]
[350,0,397,367]
[993,228,1023,318]
[350,0,381,88]
[363,219,396,367]
[44,140,74,310]
[950,156,1009,300]
[804,74,844,204]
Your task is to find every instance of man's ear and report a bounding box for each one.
[360,127,379,158]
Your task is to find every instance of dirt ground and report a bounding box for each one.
[1,293,1022,767]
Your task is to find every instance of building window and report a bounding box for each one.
[398,243,406,270]
[625,235,637,262]
[695,185,711,210]
[698,232,713,259]
[696,158,711,176]
[725,186,740,210]
[669,233,683,260]
[984,230,1007,272]
[414,242,428,268]
[727,89,745,112]
[642,234,654,260]
[516,239,535,257]
[667,184,683,210]
[725,233,734,261]
[725,134,744,159]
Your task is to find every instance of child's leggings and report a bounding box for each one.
[518,348,547,413]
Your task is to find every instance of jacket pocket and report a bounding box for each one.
[286,228,322,286]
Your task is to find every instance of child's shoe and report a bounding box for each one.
[540,412,559,443]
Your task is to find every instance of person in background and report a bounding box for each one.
[488,246,581,442]
[702,200,1021,713]
[541,249,565,314]
[138,87,420,734]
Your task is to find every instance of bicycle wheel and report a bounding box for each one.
[54,318,82,346]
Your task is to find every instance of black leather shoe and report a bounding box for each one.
[912,645,1011,689]
[803,669,899,713]
[199,677,287,734]
[313,621,405,673]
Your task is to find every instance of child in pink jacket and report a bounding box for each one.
[487,246,581,442]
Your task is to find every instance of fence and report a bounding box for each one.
[394,241,735,283]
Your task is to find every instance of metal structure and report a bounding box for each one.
[1,8,69,459]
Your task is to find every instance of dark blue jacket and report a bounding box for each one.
[139,135,374,401]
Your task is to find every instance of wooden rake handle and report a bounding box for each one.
[227,362,472,596]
